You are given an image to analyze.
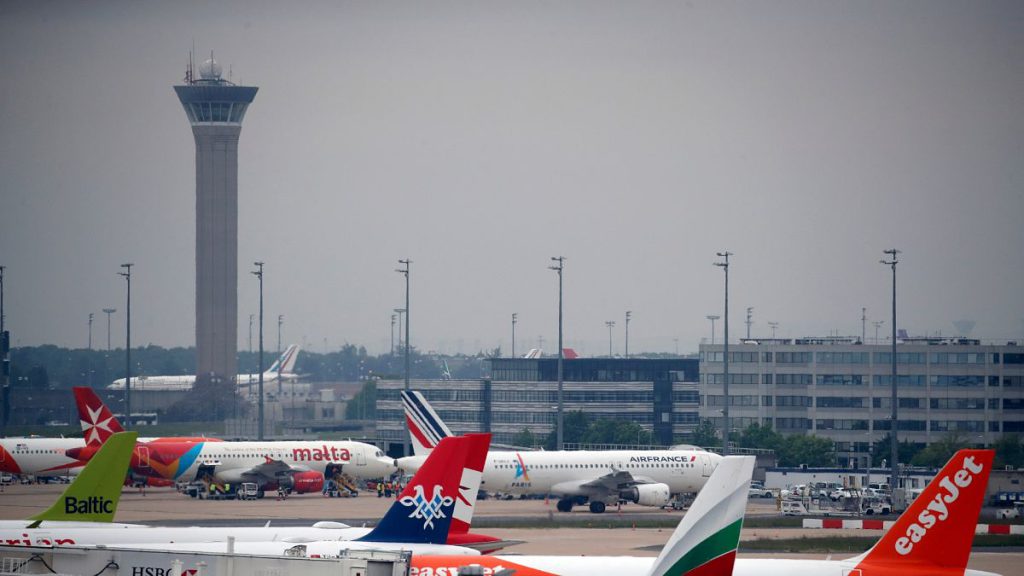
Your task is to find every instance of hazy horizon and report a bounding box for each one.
[2,1,1022,357]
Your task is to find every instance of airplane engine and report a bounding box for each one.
[291,470,324,493]
[621,483,671,507]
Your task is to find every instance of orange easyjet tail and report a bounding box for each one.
[853,449,994,575]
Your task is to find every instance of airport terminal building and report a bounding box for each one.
[699,338,1024,467]
[376,357,701,455]
[377,338,1024,461]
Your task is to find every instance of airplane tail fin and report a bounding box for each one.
[358,435,469,544]
[73,386,125,446]
[645,455,754,576]
[401,390,453,456]
[853,449,993,574]
[264,344,300,376]
[29,431,137,523]
[449,433,491,535]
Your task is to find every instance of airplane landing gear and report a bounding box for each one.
[556,498,574,512]
[589,501,606,514]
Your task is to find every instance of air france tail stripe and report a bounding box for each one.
[402,392,449,447]
[407,416,434,452]
[402,398,441,448]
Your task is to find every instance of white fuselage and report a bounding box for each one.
[0,524,370,548]
[174,440,396,483]
[0,525,477,559]
[110,540,477,558]
[399,449,719,497]
[415,556,1000,576]
[108,371,298,391]
[0,438,83,476]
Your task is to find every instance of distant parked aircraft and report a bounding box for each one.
[107,344,301,391]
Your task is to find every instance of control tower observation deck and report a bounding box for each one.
[173,58,258,384]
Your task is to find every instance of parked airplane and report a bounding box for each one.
[414,454,755,576]
[3,435,490,558]
[0,388,221,480]
[72,387,221,446]
[0,431,140,533]
[399,390,723,513]
[107,344,301,391]
[0,436,85,478]
[85,435,393,496]
[415,449,1000,576]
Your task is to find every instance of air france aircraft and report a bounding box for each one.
[9,435,491,557]
[413,450,1001,576]
[107,344,301,391]
[398,390,722,513]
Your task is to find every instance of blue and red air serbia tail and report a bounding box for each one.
[402,390,452,457]
[359,434,474,544]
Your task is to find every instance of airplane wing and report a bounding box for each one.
[577,469,659,491]
[553,469,666,499]
[237,458,314,483]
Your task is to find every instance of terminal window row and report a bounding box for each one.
[703,351,1018,365]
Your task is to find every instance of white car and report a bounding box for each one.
[748,485,774,498]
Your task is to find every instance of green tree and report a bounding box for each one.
[776,434,836,467]
[871,433,923,466]
[512,427,537,449]
[738,422,782,450]
[344,380,376,420]
[690,419,719,448]
[911,432,970,467]
[581,419,651,445]
[994,434,1024,469]
[544,410,591,449]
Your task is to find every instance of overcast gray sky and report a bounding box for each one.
[1,1,1022,357]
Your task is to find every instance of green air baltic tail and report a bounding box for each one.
[29,431,137,524]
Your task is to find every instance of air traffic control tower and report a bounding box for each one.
[174,58,257,383]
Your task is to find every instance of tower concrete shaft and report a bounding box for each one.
[174,61,257,384]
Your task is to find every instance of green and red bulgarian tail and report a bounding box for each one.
[646,454,755,576]
[29,431,138,524]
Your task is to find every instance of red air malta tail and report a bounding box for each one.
[74,387,124,447]
[73,387,221,446]
[853,449,994,576]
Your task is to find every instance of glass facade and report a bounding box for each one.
[699,340,1024,455]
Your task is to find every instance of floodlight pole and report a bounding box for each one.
[714,252,732,456]
[511,313,518,358]
[118,263,133,429]
[605,320,616,357]
[396,259,411,455]
[625,311,632,359]
[102,308,116,351]
[881,249,900,495]
[550,256,565,450]
[706,315,720,345]
[252,261,264,440]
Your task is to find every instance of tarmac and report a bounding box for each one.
[0,483,1018,574]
